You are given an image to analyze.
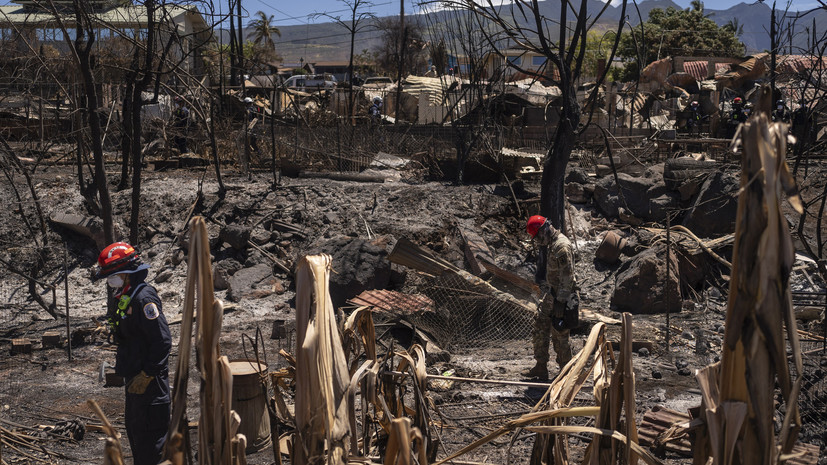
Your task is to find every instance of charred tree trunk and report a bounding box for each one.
[73,4,113,245]
[118,81,134,191]
[129,91,143,245]
[540,89,579,231]
[210,97,226,198]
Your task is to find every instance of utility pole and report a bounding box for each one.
[394,0,404,125]
[770,1,777,100]
[229,0,238,87]
[236,0,244,87]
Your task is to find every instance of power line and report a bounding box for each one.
[252,1,394,25]
[274,29,381,44]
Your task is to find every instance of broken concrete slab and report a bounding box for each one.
[611,243,680,314]
[594,173,659,220]
[219,225,251,251]
[565,182,591,204]
[648,192,681,222]
[682,171,739,238]
[309,236,392,309]
[227,263,282,301]
[49,213,109,250]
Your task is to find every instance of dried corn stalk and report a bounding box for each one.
[393,345,433,460]
[384,418,427,465]
[160,216,245,464]
[293,254,351,465]
[163,215,208,462]
[584,313,639,465]
[88,400,125,465]
[527,322,612,464]
[695,90,803,465]
[343,306,383,457]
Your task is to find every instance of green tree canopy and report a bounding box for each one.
[614,1,745,81]
[247,11,281,66]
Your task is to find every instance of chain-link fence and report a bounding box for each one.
[399,272,535,350]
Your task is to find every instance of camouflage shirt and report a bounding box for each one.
[545,232,576,304]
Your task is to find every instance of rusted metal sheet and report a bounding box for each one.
[638,407,821,464]
[787,442,821,465]
[638,406,692,456]
[348,289,434,314]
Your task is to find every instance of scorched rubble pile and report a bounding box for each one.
[0,151,825,463]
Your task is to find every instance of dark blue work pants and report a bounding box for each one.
[124,393,169,465]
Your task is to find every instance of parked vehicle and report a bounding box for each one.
[362,76,394,88]
[283,74,337,90]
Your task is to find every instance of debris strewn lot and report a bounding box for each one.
[1,153,825,463]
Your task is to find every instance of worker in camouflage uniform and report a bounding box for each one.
[523,215,579,380]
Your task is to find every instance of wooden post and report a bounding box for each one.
[665,211,672,353]
[64,241,72,361]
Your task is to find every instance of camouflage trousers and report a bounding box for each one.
[531,296,572,368]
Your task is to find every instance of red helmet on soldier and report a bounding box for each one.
[95,242,148,279]
[526,215,547,237]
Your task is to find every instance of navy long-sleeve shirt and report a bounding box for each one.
[114,282,171,404]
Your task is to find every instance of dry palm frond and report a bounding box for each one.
[525,426,661,465]
[695,87,803,464]
[161,216,243,465]
[294,254,352,465]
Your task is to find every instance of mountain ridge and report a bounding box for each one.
[265,0,825,63]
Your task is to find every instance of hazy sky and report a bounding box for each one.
[246,0,822,26]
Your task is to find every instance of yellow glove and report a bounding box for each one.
[126,371,154,395]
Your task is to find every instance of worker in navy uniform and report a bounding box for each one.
[96,242,171,465]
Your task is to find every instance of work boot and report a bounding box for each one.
[522,363,549,380]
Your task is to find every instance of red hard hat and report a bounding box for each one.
[96,242,146,279]
[526,215,547,237]
[733,97,742,104]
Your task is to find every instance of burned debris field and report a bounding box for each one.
[2,141,826,464]
[2,0,827,462]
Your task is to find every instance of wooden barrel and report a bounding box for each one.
[229,360,271,453]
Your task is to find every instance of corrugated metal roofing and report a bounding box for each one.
[0,4,204,29]
[638,407,692,456]
[400,75,460,106]
[715,62,731,72]
[776,55,827,76]
[682,61,708,81]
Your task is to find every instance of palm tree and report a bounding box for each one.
[247,11,281,51]
[724,18,744,38]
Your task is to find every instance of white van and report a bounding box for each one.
[283,74,337,90]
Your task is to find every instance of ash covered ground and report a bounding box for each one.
[1,159,825,464]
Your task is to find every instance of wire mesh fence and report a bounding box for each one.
[402,272,535,350]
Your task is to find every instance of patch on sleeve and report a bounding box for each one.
[143,303,160,320]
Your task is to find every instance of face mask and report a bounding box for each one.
[107,274,125,288]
